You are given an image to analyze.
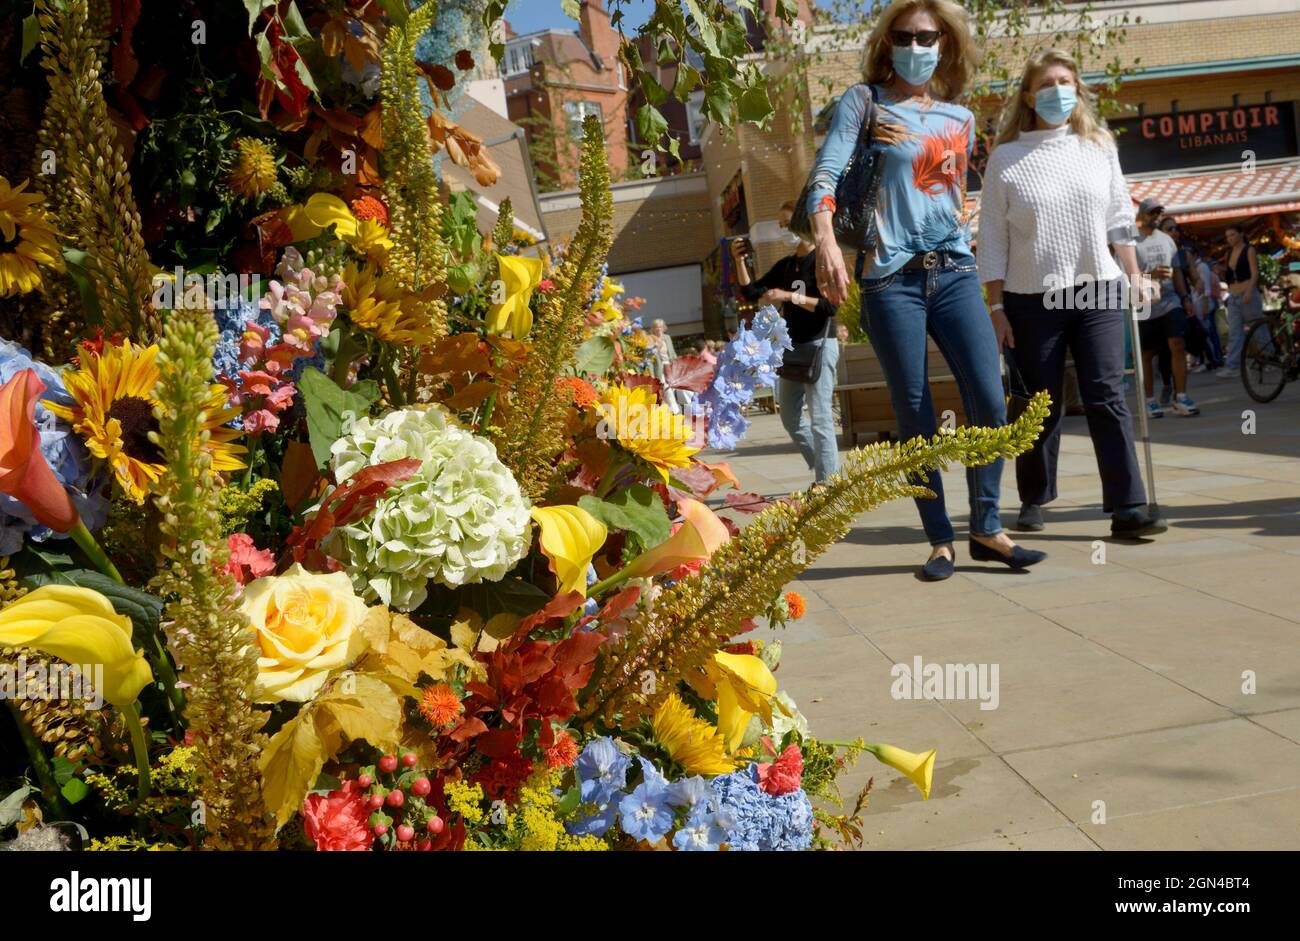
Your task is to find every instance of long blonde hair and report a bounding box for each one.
[861,0,979,102]
[994,49,1113,147]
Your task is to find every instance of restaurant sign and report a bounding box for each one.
[1111,101,1299,174]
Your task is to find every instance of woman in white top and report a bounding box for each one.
[978,49,1165,539]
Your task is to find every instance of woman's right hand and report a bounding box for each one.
[991,309,1015,349]
[815,239,849,306]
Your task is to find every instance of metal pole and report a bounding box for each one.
[1127,293,1160,518]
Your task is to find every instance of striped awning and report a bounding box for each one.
[969,159,1300,235]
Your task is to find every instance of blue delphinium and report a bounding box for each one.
[0,339,108,555]
[618,757,674,843]
[709,765,814,851]
[567,801,618,838]
[574,737,632,806]
[695,304,789,449]
[666,775,714,812]
[672,806,729,851]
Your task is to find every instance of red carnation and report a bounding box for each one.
[302,780,374,851]
[756,744,803,796]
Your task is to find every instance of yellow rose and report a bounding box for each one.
[240,563,368,703]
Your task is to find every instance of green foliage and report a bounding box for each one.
[298,367,380,469]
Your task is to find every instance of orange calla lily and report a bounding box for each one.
[0,368,77,533]
[615,498,729,584]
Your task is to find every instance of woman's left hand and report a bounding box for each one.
[759,289,789,306]
[990,309,1015,349]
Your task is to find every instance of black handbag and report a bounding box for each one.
[1003,346,1033,423]
[777,317,835,385]
[788,84,883,252]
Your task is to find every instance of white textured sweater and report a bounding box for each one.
[977,126,1136,295]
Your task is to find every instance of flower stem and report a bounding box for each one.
[593,459,629,500]
[4,700,71,820]
[68,521,123,584]
[121,703,152,801]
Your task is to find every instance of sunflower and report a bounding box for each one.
[652,692,736,775]
[340,260,439,346]
[596,383,700,483]
[0,176,63,298]
[227,138,279,200]
[45,340,245,504]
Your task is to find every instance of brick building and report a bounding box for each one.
[502,0,631,191]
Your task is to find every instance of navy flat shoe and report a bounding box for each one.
[968,538,1046,570]
[921,550,956,581]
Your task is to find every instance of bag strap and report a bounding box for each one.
[860,83,879,146]
[1003,345,1031,397]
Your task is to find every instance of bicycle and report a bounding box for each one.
[1241,307,1300,403]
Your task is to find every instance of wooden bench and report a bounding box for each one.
[833,341,967,447]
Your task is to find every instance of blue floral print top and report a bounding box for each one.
[804,84,976,280]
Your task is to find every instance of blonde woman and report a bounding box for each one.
[979,50,1165,538]
[808,0,1044,579]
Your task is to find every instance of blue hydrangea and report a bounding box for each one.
[574,736,632,807]
[0,339,108,555]
[709,765,814,851]
[212,297,275,382]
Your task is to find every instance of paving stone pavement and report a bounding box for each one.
[705,372,1300,850]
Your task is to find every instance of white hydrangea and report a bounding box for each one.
[325,405,531,611]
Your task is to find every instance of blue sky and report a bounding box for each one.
[503,0,656,36]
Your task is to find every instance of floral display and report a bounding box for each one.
[0,0,1052,855]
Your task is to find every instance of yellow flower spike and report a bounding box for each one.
[866,744,937,800]
[486,253,545,338]
[530,505,608,597]
[0,585,153,707]
[703,651,777,753]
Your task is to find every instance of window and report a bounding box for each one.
[686,92,707,145]
[564,99,603,139]
[503,41,536,76]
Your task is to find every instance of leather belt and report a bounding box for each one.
[900,250,952,272]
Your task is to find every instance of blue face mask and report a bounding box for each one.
[891,44,940,86]
[1034,85,1077,126]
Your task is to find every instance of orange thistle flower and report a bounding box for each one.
[785,591,806,620]
[559,376,599,409]
[545,730,579,768]
[418,683,462,727]
[350,194,389,226]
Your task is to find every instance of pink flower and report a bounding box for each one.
[537,278,555,293]
[223,532,276,585]
[240,323,271,363]
[756,744,803,796]
[243,409,280,435]
[302,779,374,851]
[265,382,297,412]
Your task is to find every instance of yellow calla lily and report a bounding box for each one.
[698,651,777,753]
[283,195,393,261]
[303,192,360,237]
[530,505,608,596]
[866,744,937,800]
[617,498,728,583]
[599,279,625,301]
[486,253,545,338]
[0,585,153,707]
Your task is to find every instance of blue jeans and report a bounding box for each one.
[860,262,1006,544]
[777,336,841,482]
[1224,291,1265,369]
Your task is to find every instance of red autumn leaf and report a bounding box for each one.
[663,354,716,392]
[476,728,523,758]
[670,462,719,498]
[518,591,585,634]
[454,49,475,71]
[110,0,142,88]
[283,458,421,569]
[448,715,489,744]
[576,585,640,631]
[724,491,769,514]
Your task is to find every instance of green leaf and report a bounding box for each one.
[635,104,669,148]
[451,578,550,619]
[641,73,669,108]
[578,485,671,547]
[556,782,581,817]
[574,336,616,377]
[51,755,77,786]
[671,65,701,100]
[737,81,774,125]
[20,14,39,64]
[61,249,104,327]
[378,0,410,26]
[60,777,89,805]
[684,0,720,56]
[283,1,311,40]
[560,0,581,19]
[244,0,275,36]
[299,367,374,469]
[0,786,33,828]
[19,569,164,651]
